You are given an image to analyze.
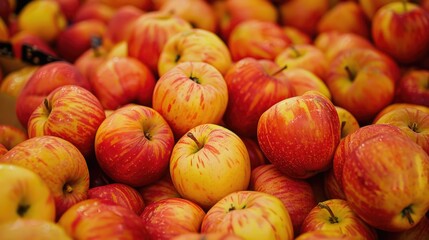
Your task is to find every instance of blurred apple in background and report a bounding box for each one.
[170,123,251,210]
[58,198,148,239]
[10,31,58,60]
[127,11,192,76]
[54,0,81,22]
[94,0,153,11]
[378,215,429,240]
[72,1,115,24]
[222,58,295,138]
[335,106,360,139]
[257,91,341,179]
[228,20,291,62]
[359,0,397,19]
[15,61,91,128]
[282,26,312,45]
[171,232,243,240]
[0,144,7,156]
[106,5,143,44]
[0,124,27,150]
[90,57,156,110]
[153,62,228,139]
[250,164,317,236]
[394,69,429,107]
[0,163,55,223]
[73,45,108,80]
[0,219,71,240]
[323,168,346,200]
[241,137,268,170]
[140,198,206,240]
[157,28,232,76]
[88,183,146,215]
[138,172,181,206]
[0,136,90,219]
[201,191,294,240]
[95,104,175,187]
[0,66,39,98]
[283,69,331,99]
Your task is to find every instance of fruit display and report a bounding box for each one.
[0,0,428,239]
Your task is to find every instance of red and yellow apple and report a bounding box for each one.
[0,124,28,150]
[0,218,71,240]
[138,172,181,206]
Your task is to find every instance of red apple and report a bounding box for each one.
[283,68,331,99]
[73,45,109,80]
[257,91,341,179]
[323,168,346,200]
[0,66,39,98]
[54,0,81,22]
[282,26,312,45]
[335,106,360,139]
[106,5,143,44]
[94,0,153,11]
[0,124,28,150]
[395,69,429,107]
[140,198,206,239]
[95,104,175,187]
[138,172,181,206]
[72,1,115,24]
[241,137,268,170]
[0,144,7,156]
[379,215,429,240]
[359,0,397,19]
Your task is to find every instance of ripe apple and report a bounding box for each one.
[222,58,295,138]
[295,230,357,240]
[73,45,109,80]
[90,57,156,110]
[335,106,360,139]
[395,69,429,107]
[201,190,294,240]
[27,85,106,157]
[157,28,232,77]
[300,199,378,240]
[0,136,90,219]
[257,91,341,179]
[341,129,429,231]
[127,11,192,76]
[250,164,317,235]
[138,172,181,206]
[241,137,268,170]
[153,61,228,139]
[373,103,429,123]
[95,104,175,187]
[54,0,81,22]
[228,20,291,61]
[323,168,346,200]
[73,1,115,24]
[282,26,312,45]
[15,61,91,128]
[359,0,397,19]
[58,198,148,239]
[0,66,39,98]
[95,0,153,10]
[379,215,429,240]
[0,219,71,240]
[0,163,55,223]
[88,183,145,215]
[140,198,206,239]
[170,123,251,210]
[372,1,429,64]
[0,124,28,150]
[283,69,331,99]
[106,5,143,44]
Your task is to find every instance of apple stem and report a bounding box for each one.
[402,206,415,225]
[318,202,339,224]
[408,122,419,132]
[187,132,202,149]
[290,45,301,57]
[63,184,73,194]
[271,65,288,77]
[344,66,356,81]
[44,98,51,114]
[340,121,346,138]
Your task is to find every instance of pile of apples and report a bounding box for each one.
[0,0,429,239]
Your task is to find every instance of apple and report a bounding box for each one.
[250,164,317,236]
[106,40,128,58]
[157,28,232,77]
[295,230,358,240]
[106,5,143,44]
[127,11,192,76]
[170,123,251,210]
[160,0,217,32]
[17,0,67,42]
[374,107,429,154]
[201,190,294,240]
[0,136,90,219]
[95,104,175,187]
[90,57,156,110]
[341,127,429,231]
[138,172,181,206]
[378,215,429,240]
[222,58,295,138]
[228,19,292,61]
[372,1,429,64]
[283,69,331,99]
[153,61,228,139]
[257,91,341,179]
[171,232,243,240]
[275,43,329,81]
[0,124,28,150]
[94,0,153,10]
[323,168,346,200]
[72,1,115,24]
[300,199,378,239]
[0,66,39,98]
[0,219,71,240]
[395,69,429,107]
[58,198,148,239]
[0,163,55,223]
[15,61,91,128]
[27,85,106,157]
[325,47,399,124]
[73,45,109,80]
[88,183,145,215]
[282,26,312,45]
[335,106,360,139]
[241,137,268,170]
[140,198,206,239]
[374,103,429,123]
[54,0,81,22]
[359,0,397,19]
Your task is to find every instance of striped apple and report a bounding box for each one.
[0,124,28,150]
[138,172,181,206]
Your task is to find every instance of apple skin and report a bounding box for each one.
[241,137,268,170]
[282,26,312,45]
[0,219,72,240]
[335,106,360,139]
[372,2,429,64]
[378,215,429,240]
[157,28,232,77]
[0,163,56,223]
[300,199,378,240]
[283,69,331,99]
[257,91,341,179]
[394,69,429,107]
[373,103,429,123]
[171,232,243,240]
[223,58,295,138]
[170,123,251,210]
[0,124,28,150]
[250,164,317,236]
[106,5,143,44]
[0,136,90,220]
[359,0,397,19]
[72,2,115,24]
[54,0,81,22]
[227,20,291,62]
[27,85,106,157]
[153,61,228,139]
[295,230,358,240]
[140,197,206,240]
[15,61,91,129]
[0,66,39,98]
[138,172,181,206]
[127,11,192,75]
[341,128,429,232]
[73,45,109,81]
[95,104,175,187]
[90,57,156,110]
[58,198,148,239]
[201,190,294,240]
[323,168,346,200]
[0,144,7,156]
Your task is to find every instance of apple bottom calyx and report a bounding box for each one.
[63,183,73,194]
[318,202,339,224]
[43,98,51,114]
[17,203,30,216]
[344,66,356,81]
[227,203,246,212]
[401,205,415,225]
